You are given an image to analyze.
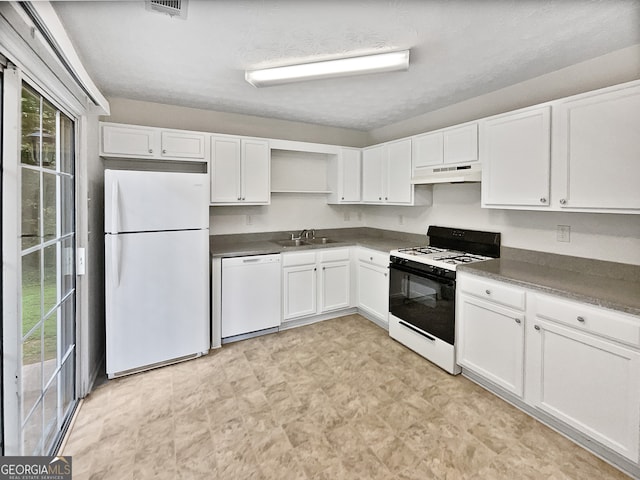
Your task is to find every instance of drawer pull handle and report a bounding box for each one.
[539,197,547,203]
[534,325,541,331]
[485,289,491,295]
[515,318,521,324]
[577,316,585,323]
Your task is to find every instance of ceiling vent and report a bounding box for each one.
[145,0,188,19]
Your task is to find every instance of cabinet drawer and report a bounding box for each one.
[282,251,316,267]
[319,248,350,263]
[458,274,525,311]
[357,248,389,267]
[535,294,640,347]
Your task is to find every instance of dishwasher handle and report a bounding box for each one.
[222,254,281,267]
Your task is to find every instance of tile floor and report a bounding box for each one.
[62,314,631,479]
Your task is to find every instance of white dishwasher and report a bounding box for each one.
[221,254,282,339]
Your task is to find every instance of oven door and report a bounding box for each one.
[388,263,456,345]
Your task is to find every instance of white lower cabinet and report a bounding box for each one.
[528,294,640,462]
[356,248,389,325]
[457,272,640,470]
[320,260,351,312]
[282,248,351,321]
[457,289,525,397]
[282,254,317,319]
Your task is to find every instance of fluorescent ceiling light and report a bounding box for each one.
[245,50,410,87]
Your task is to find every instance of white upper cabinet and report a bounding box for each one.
[362,145,385,202]
[386,139,413,203]
[443,123,478,164]
[210,136,241,203]
[480,80,640,214]
[412,131,443,170]
[481,106,551,208]
[327,147,361,204]
[553,82,640,212]
[363,138,413,204]
[160,130,206,159]
[210,136,270,205]
[102,123,159,158]
[241,139,271,203]
[101,122,206,161]
[412,122,478,178]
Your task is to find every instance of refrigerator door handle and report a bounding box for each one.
[111,179,120,233]
[112,235,120,287]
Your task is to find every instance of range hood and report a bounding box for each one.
[411,163,482,184]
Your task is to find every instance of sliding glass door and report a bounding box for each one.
[19,83,76,455]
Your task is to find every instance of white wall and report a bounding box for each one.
[103,97,370,148]
[363,184,640,266]
[85,115,105,388]
[210,194,364,235]
[369,45,640,143]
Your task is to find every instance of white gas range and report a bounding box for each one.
[387,226,501,375]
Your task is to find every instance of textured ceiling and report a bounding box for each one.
[53,0,640,131]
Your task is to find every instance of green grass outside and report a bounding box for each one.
[22,280,58,366]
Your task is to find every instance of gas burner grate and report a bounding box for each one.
[397,246,447,255]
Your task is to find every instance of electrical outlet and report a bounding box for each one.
[344,211,351,221]
[557,225,570,242]
[398,214,404,225]
[246,214,253,226]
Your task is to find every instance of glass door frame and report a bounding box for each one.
[2,63,80,456]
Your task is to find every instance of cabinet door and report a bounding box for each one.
[457,294,525,397]
[283,265,317,320]
[529,319,640,461]
[210,136,241,203]
[319,261,350,312]
[555,83,640,211]
[357,262,389,323]
[443,123,478,164]
[102,124,159,157]
[481,106,551,207]
[241,139,270,203]
[340,148,361,202]
[161,131,206,159]
[362,146,384,202]
[385,139,412,204]
[412,132,443,174]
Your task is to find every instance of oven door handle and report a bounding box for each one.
[389,263,455,285]
[399,320,436,342]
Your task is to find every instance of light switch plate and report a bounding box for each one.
[557,225,571,242]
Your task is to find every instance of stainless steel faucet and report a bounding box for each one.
[291,229,314,240]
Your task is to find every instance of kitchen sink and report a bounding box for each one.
[275,239,308,247]
[275,237,338,247]
[305,237,338,245]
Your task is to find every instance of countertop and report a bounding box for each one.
[459,249,640,316]
[210,228,425,258]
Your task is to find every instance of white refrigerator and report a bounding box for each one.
[104,169,210,378]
